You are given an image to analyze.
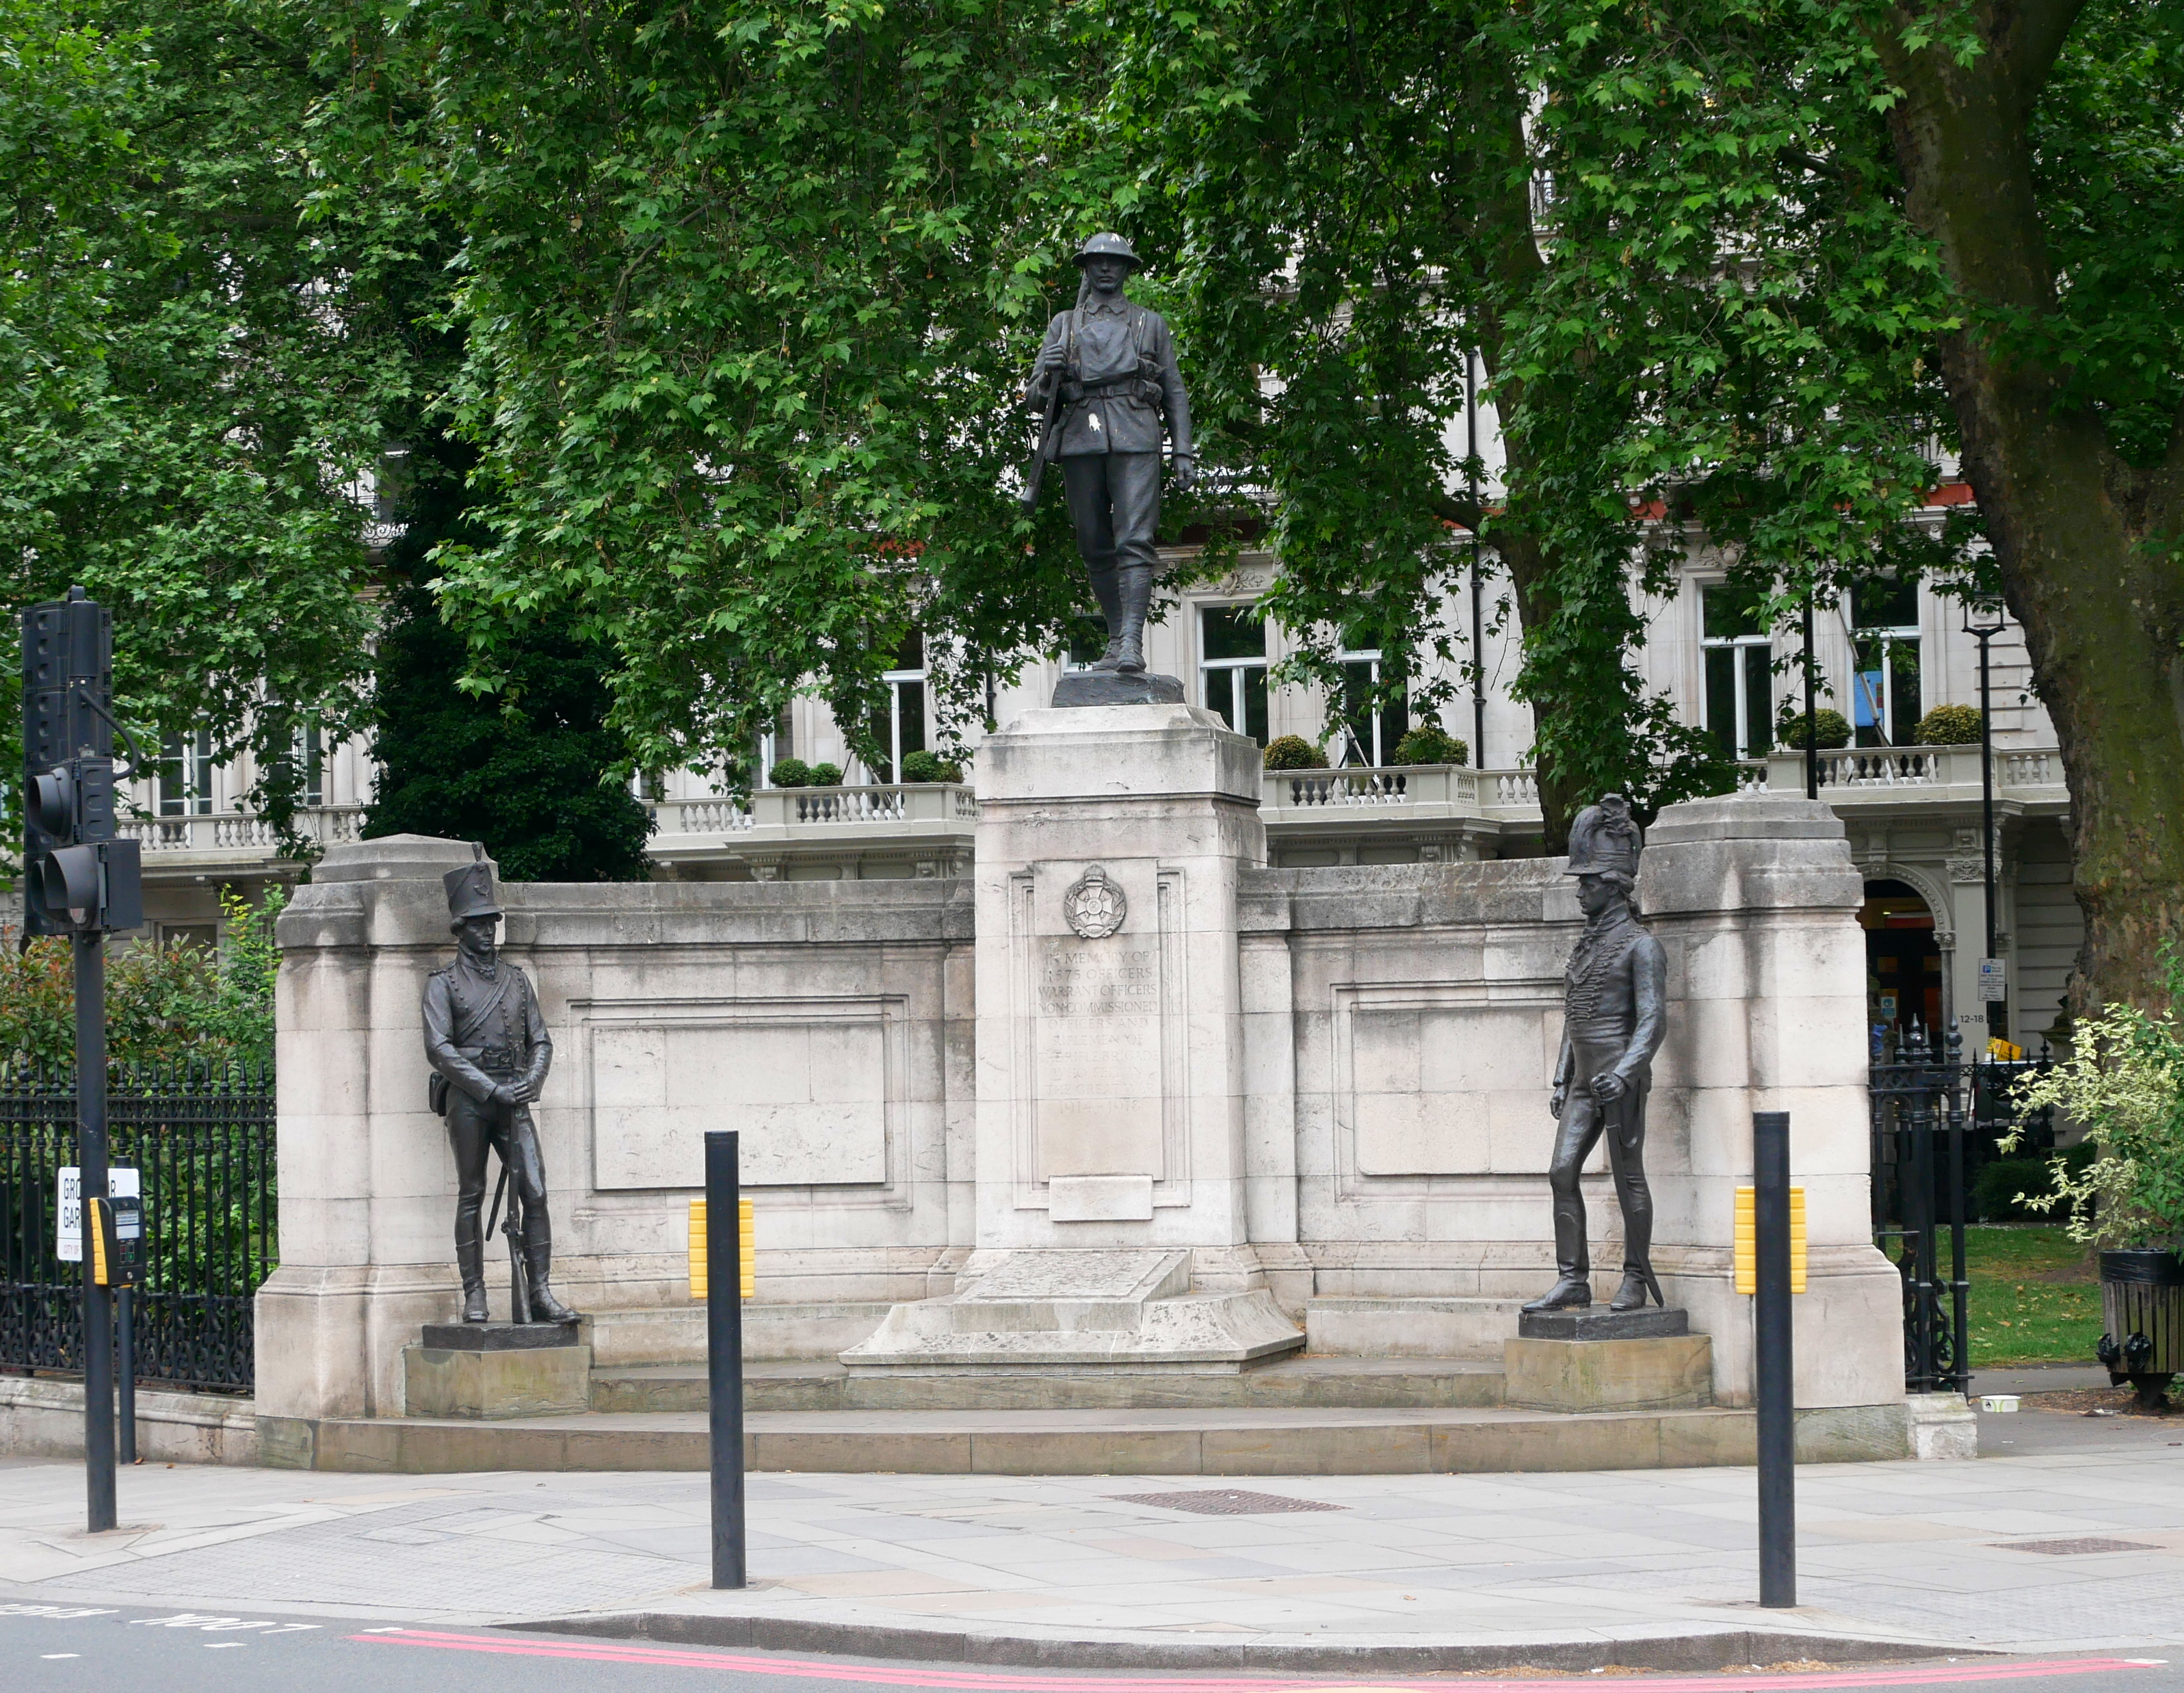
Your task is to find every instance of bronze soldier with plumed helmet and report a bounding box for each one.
[1525,794,1670,1315]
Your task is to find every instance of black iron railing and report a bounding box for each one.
[0,1062,274,1393]
[1869,1028,2053,1395]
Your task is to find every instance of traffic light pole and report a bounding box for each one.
[77,928,114,1531]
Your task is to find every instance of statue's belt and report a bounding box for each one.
[1061,372,1161,405]
[459,1043,521,1073]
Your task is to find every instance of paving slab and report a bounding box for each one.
[1,1435,2182,1668]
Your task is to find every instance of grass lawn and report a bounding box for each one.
[1960,1224,2102,1367]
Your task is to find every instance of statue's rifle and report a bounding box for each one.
[484,1159,531,1323]
[1019,309,1077,512]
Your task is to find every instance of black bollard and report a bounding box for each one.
[705,1130,746,1589]
[1753,1109,1795,1607]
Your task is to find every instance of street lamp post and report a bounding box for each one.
[1962,596,2008,1043]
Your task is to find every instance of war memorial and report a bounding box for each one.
[240,235,1939,1478]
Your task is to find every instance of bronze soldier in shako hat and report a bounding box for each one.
[1525,795,1670,1315]
[423,847,579,1324]
[1021,233,1195,675]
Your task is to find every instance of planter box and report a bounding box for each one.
[2099,1250,2184,1393]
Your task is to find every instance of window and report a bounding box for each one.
[1701,584,1777,760]
[1335,648,1409,767]
[1198,606,1268,744]
[1850,577,1921,747]
[758,705,793,787]
[159,729,213,816]
[866,634,927,783]
[297,722,324,808]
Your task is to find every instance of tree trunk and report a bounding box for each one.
[1878,0,2184,1016]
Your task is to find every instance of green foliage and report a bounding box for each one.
[1914,704,1984,746]
[364,427,655,883]
[1776,708,1853,751]
[806,763,845,789]
[899,750,964,784]
[0,889,283,1068]
[1391,726,1469,768]
[1975,1144,2096,1223]
[766,759,815,790]
[1262,735,1328,772]
[0,0,395,845]
[345,0,1105,791]
[2008,951,2184,1248]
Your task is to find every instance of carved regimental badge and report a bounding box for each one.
[1062,865,1127,940]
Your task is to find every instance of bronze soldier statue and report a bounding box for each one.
[1525,795,1670,1315]
[1022,233,1195,675]
[422,848,579,1325]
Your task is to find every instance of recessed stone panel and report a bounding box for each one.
[1335,990,1560,1177]
[583,999,898,1190]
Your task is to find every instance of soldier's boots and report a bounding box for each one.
[1113,632,1146,674]
[525,1245,581,1324]
[456,1223,490,1322]
[1092,634,1125,672]
[1114,567,1152,673]
[1522,1274,1593,1313]
[1608,1267,1665,1312]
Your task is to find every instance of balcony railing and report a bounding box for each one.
[646,783,979,840]
[118,804,367,856]
[1759,744,2066,798]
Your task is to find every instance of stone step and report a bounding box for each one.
[590,1354,1505,1414]
[1304,1296,1534,1358]
[584,1302,893,1367]
[267,1399,1912,1475]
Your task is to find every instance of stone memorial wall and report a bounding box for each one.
[257,706,1902,1434]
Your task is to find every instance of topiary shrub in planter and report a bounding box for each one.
[1775,707,1852,750]
[1263,735,1328,770]
[2008,952,2184,1406]
[767,757,814,788]
[1390,725,1470,766]
[899,750,964,784]
[1914,704,1984,745]
[806,761,843,787]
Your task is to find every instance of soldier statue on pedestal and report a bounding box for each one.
[1525,795,1670,1315]
[422,848,579,1325]
[1021,233,1195,677]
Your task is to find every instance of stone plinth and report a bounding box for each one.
[1518,1307,1689,1342]
[420,1320,579,1352]
[404,1334,590,1419]
[841,1248,1302,1374]
[1503,1332,1714,1412]
[1052,670,1186,708]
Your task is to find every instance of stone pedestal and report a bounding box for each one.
[404,1324,590,1419]
[845,704,1301,1372]
[1505,1307,1713,1412]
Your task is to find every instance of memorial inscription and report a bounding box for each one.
[1032,931,1165,1179]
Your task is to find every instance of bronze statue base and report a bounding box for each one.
[1052,669,1185,708]
[421,1319,579,1352]
[1518,1306,1688,1342]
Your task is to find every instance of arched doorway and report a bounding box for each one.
[1860,878,1943,1055]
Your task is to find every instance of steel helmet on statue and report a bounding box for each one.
[1073,232,1140,269]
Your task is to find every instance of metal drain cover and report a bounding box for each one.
[1999,1537,2158,1556]
[1112,1488,1343,1516]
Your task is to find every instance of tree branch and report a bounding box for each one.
[2003,0,2092,120]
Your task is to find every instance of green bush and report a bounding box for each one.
[1915,704,1984,745]
[899,750,964,784]
[767,757,813,787]
[1263,735,1328,770]
[1975,1143,2098,1222]
[806,761,844,787]
[0,889,282,1070]
[1390,725,1470,766]
[1775,707,1852,750]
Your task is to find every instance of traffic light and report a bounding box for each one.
[21,588,142,936]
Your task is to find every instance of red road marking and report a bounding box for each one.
[348,1632,2159,1690]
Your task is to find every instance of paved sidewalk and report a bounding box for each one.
[3,1418,2181,1668]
